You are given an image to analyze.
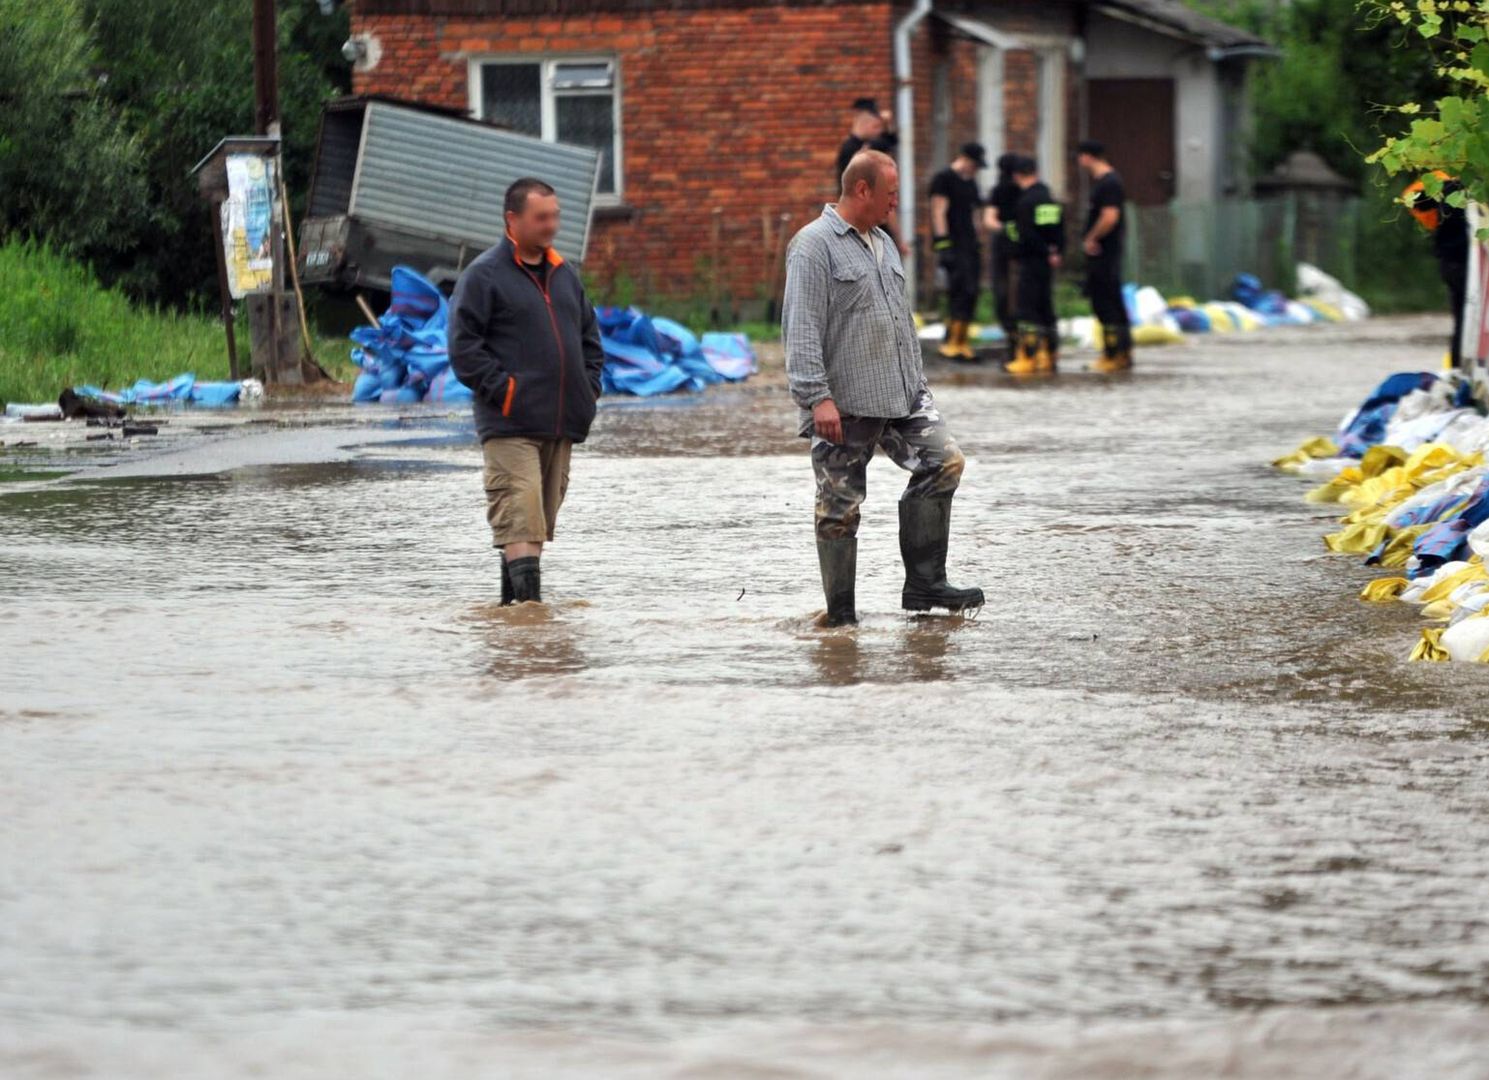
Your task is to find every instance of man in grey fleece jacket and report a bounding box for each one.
[449,177,606,605]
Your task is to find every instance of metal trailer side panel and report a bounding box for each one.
[349,102,600,265]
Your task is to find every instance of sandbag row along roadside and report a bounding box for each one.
[918,262,1370,354]
[1274,370,1489,662]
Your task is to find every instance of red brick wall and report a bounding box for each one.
[352,4,896,310]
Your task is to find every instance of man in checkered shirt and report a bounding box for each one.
[783,149,985,627]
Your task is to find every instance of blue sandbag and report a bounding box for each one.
[189,381,243,407]
[1336,371,1438,457]
[426,367,474,403]
[352,371,383,403]
[652,316,702,359]
[700,333,758,381]
[1169,307,1210,333]
[602,362,692,397]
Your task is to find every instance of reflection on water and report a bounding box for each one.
[3,322,1489,1074]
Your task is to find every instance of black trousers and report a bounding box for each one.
[989,236,1017,335]
[944,243,981,322]
[1015,255,1056,332]
[1085,253,1131,355]
[1443,259,1468,368]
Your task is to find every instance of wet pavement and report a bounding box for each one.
[4,314,1489,1077]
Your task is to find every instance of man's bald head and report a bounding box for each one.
[841,149,896,199]
[837,149,899,232]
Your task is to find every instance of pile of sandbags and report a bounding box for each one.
[1273,370,1489,662]
[596,307,757,397]
[350,266,757,405]
[351,266,471,405]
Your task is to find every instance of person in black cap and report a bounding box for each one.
[836,97,898,179]
[983,152,1023,360]
[1004,155,1064,376]
[1077,139,1133,373]
[930,143,989,360]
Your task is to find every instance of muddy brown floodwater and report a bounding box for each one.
[3,315,1489,1078]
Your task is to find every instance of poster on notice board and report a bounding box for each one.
[221,154,278,298]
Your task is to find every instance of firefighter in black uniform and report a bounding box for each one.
[930,142,988,361]
[983,152,1023,360]
[1077,140,1133,373]
[1004,156,1064,376]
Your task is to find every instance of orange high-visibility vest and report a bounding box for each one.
[1404,171,1454,232]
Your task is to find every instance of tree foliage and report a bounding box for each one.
[0,1,350,309]
[1364,0,1489,221]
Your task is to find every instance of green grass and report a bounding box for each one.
[0,239,352,408]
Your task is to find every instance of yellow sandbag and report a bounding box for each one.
[1339,479,1413,512]
[1414,459,1482,491]
[1272,436,1341,472]
[1375,524,1432,568]
[1308,300,1346,323]
[1402,443,1462,480]
[1360,577,1410,603]
[1305,466,1365,503]
[1201,303,1236,332]
[1132,324,1185,346]
[1324,522,1390,554]
[1168,296,1198,309]
[1230,307,1263,331]
[1409,627,1451,662]
[1359,445,1408,478]
[1421,599,1459,621]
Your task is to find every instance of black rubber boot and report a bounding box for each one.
[816,538,858,627]
[899,497,985,613]
[507,556,542,604]
[500,556,515,606]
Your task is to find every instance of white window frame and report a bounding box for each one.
[467,54,624,203]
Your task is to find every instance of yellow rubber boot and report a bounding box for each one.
[953,322,977,361]
[1036,335,1057,374]
[1005,328,1047,376]
[938,320,965,359]
[1092,327,1132,374]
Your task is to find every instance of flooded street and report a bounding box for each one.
[4,315,1489,1077]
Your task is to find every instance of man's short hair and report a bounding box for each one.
[841,149,895,196]
[505,177,557,215]
[1077,139,1107,160]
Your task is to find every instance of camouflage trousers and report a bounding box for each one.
[811,391,966,541]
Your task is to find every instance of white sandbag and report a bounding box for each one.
[1402,560,1473,604]
[1296,262,1371,320]
[1133,286,1168,327]
[1441,615,1489,661]
[1064,315,1100,349]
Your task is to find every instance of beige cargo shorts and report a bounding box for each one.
[481,437,573,547]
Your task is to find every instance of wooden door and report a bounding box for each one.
[1086,78,1176,206]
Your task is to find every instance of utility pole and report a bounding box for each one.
[248,0,310,383]
[252,0,279,139]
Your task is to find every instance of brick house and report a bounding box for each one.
[345,0,1267,309]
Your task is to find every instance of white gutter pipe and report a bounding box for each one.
[894,0,933,306]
